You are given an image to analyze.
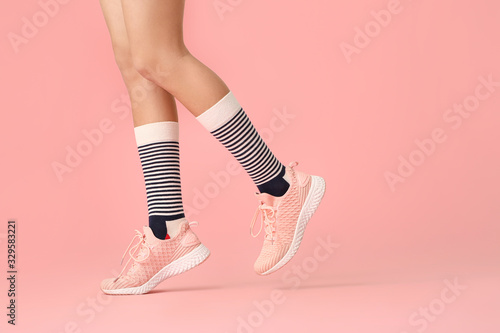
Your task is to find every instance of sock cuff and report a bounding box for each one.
[134,121,179,146]
[196,91,241,132]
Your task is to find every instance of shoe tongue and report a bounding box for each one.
[142,226,162,245]
[256,192,279,207]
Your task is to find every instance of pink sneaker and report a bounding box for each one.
[251,162,326,275]
[101,219,210,295]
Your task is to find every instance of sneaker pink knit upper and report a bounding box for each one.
[252,163,312,274]
[101,221,200,291]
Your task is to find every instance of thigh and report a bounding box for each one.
[99,0,130,53]
[120,0,187,59]
[100,0,179,126]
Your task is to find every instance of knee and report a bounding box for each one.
[111,43,138,81]
[131,45,190,84]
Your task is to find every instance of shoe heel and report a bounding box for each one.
[306,175,326,220]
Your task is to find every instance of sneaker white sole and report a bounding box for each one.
[260,175,326,275]
[102,244,210,295]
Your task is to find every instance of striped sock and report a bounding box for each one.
[134,121,185,239]
[196,91,290,196]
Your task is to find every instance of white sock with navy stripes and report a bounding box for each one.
[134,121,185,239]
[196,91,290,197]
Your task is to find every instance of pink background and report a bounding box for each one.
[1,0,499,332]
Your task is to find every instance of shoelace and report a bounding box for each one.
[114,230,151,282]
[250,204,278,244]
[113,221,201,282]
[249,161,299,244]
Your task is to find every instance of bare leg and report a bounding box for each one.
[97,0,325,287]
[99,0,187,238]
[99,0,179,125]
[120,0,230,116]
[118,0,289,197]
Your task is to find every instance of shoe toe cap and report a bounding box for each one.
[100,278,117,292]
[254,244,290,275]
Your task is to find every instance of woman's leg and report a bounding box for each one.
[120,0,229,116]
[120,0,289,195]
[99,0,210,296]
[99,0,186,239]
[119,0,326,277]
[99,0,178,125]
